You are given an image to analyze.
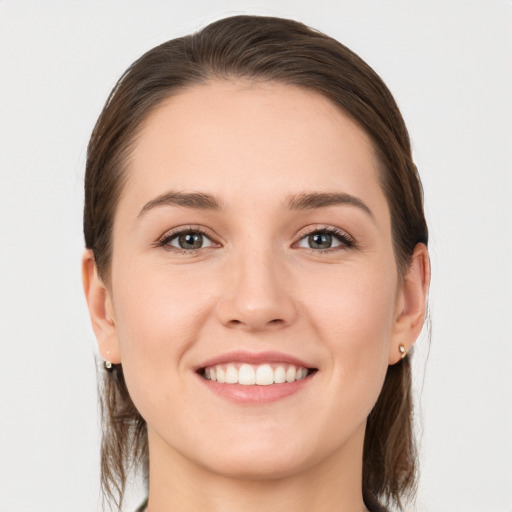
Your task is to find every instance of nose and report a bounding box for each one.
[215,246,297,332]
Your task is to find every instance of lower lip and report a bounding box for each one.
[197,373,315,404]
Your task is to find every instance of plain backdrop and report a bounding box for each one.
[1,1,511,511]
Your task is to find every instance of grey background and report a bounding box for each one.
[1,1,511,511]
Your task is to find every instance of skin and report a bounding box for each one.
[83,80,430,512]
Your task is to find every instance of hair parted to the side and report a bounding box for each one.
[84,15,428,512]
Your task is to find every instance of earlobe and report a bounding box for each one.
[81,249,122,364]
[389,243,430,365]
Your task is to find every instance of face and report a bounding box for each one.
[95,81,409,479]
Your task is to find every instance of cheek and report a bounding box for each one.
[113,264,212,351]
[109,260,216,407]
[301,261,397,395]
[112,253,212,326]
[303,260,397,340]
[301,269,397,453]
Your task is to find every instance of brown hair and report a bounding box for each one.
[84,14,428,512]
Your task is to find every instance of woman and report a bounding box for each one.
[82,15,430,512]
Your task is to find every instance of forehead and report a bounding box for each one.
[122,80,386,217]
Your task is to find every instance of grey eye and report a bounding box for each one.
[168,232,214,250]
[297,231,345,250]
[308,233,333,249]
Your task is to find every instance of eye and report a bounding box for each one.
[296,228,355,251]
[159,229,216,251]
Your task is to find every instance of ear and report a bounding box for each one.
[82,249,121,364]
[389,243,431,365]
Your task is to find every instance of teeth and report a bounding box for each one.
[239,364,255,385]
[204,363,310,385]
[286,366,296,383]
[274,366,286,384]
[216,366,226,383]
[225,365,238,384]
[255,364,274,385]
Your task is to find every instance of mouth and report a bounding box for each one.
[195,352,318,403]
[198,362,317,385]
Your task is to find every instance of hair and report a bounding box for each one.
[84,14,428,512]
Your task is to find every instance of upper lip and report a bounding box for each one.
[195,350,316,370]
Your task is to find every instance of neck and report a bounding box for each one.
[145,424,368,512]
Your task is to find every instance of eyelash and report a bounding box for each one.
[156,225,356,254]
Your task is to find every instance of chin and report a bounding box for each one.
[187,428,337,482]
[199,451,311,482]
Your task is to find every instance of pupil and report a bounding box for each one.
[310,233,332,249]
[179,233,202,249]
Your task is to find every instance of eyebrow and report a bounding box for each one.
[138,191,222,217]
[138,190,373,218]
[287,192,373,218]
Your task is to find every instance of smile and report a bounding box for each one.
[202,363,312,385]
[196,351,318,403]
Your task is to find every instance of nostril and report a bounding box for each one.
[267,318,286,328]
[263,318,287,330]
